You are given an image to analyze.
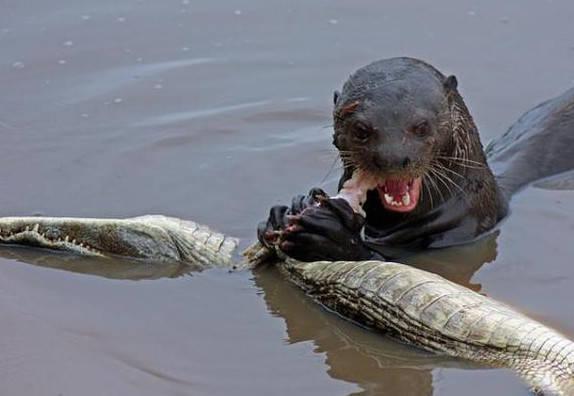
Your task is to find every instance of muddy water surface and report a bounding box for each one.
[1,0,574,395]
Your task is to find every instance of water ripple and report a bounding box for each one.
[63,57,221,104]
[135,100,270,127]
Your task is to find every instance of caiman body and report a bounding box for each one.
[281,258,574,395]
[0,215,572,395]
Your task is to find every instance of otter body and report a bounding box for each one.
[259,57,574,261]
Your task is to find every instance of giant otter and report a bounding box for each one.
[258,57,574,261]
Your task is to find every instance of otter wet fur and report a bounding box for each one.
[258,57,574,261]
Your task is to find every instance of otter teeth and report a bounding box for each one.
[384,192,411,206]
[384,193,394,205]
[402,193,411,206]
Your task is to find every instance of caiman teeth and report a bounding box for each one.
[0,223,102,257]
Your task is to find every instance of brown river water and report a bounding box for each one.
[1,0,574,395]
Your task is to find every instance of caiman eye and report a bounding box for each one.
[411,120,431,137]
[353,122,372,141]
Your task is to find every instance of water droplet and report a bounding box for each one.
[63,40,74,47]
[81,113,89,118]
[234,9,242,15]
[81,15,91,21]
[58,59,67,65]
[136,57,144,62]
[467,10,476,16]
[113,98,123,104]
[181,46,190,52]
[117,16,126,23]
[181,0,190,4]
[11,61,25,69]
[154,84,163,89]
[328,19,339,25]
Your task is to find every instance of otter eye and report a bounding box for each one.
[353,122,372,141]
[411,120,431,137]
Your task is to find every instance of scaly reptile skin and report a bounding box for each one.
[278,257,574,395]
[0,216,238,268]
[0,216,572,395]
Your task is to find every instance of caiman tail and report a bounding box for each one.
[487,87,574,196]
[278,257,574,396]
[0,215,572,394]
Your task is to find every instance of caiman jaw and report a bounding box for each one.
[377,177,422,213]
[0,223,103,256]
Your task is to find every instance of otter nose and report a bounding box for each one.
[374,153,412,170]
[375,139,413,170]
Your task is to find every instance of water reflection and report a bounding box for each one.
[253,231,499,395]
[0,230,500,395]
[0,246,189,280]
[404,230,500,292]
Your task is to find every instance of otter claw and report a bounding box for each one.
[315,195,329,205]
[285,224,303,233]
[264,230,282,243]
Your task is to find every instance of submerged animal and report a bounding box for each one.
[0,215,572,394]
[258,57,574,261]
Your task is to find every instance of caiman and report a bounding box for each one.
[0,210,571,395]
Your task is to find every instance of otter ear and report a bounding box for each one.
[444,75,458,92]
[333,90,340,105]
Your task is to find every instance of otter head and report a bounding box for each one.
[333,57,473,213]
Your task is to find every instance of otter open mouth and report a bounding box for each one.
[377,177,422,213]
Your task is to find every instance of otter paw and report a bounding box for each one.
[278,203,370,262]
